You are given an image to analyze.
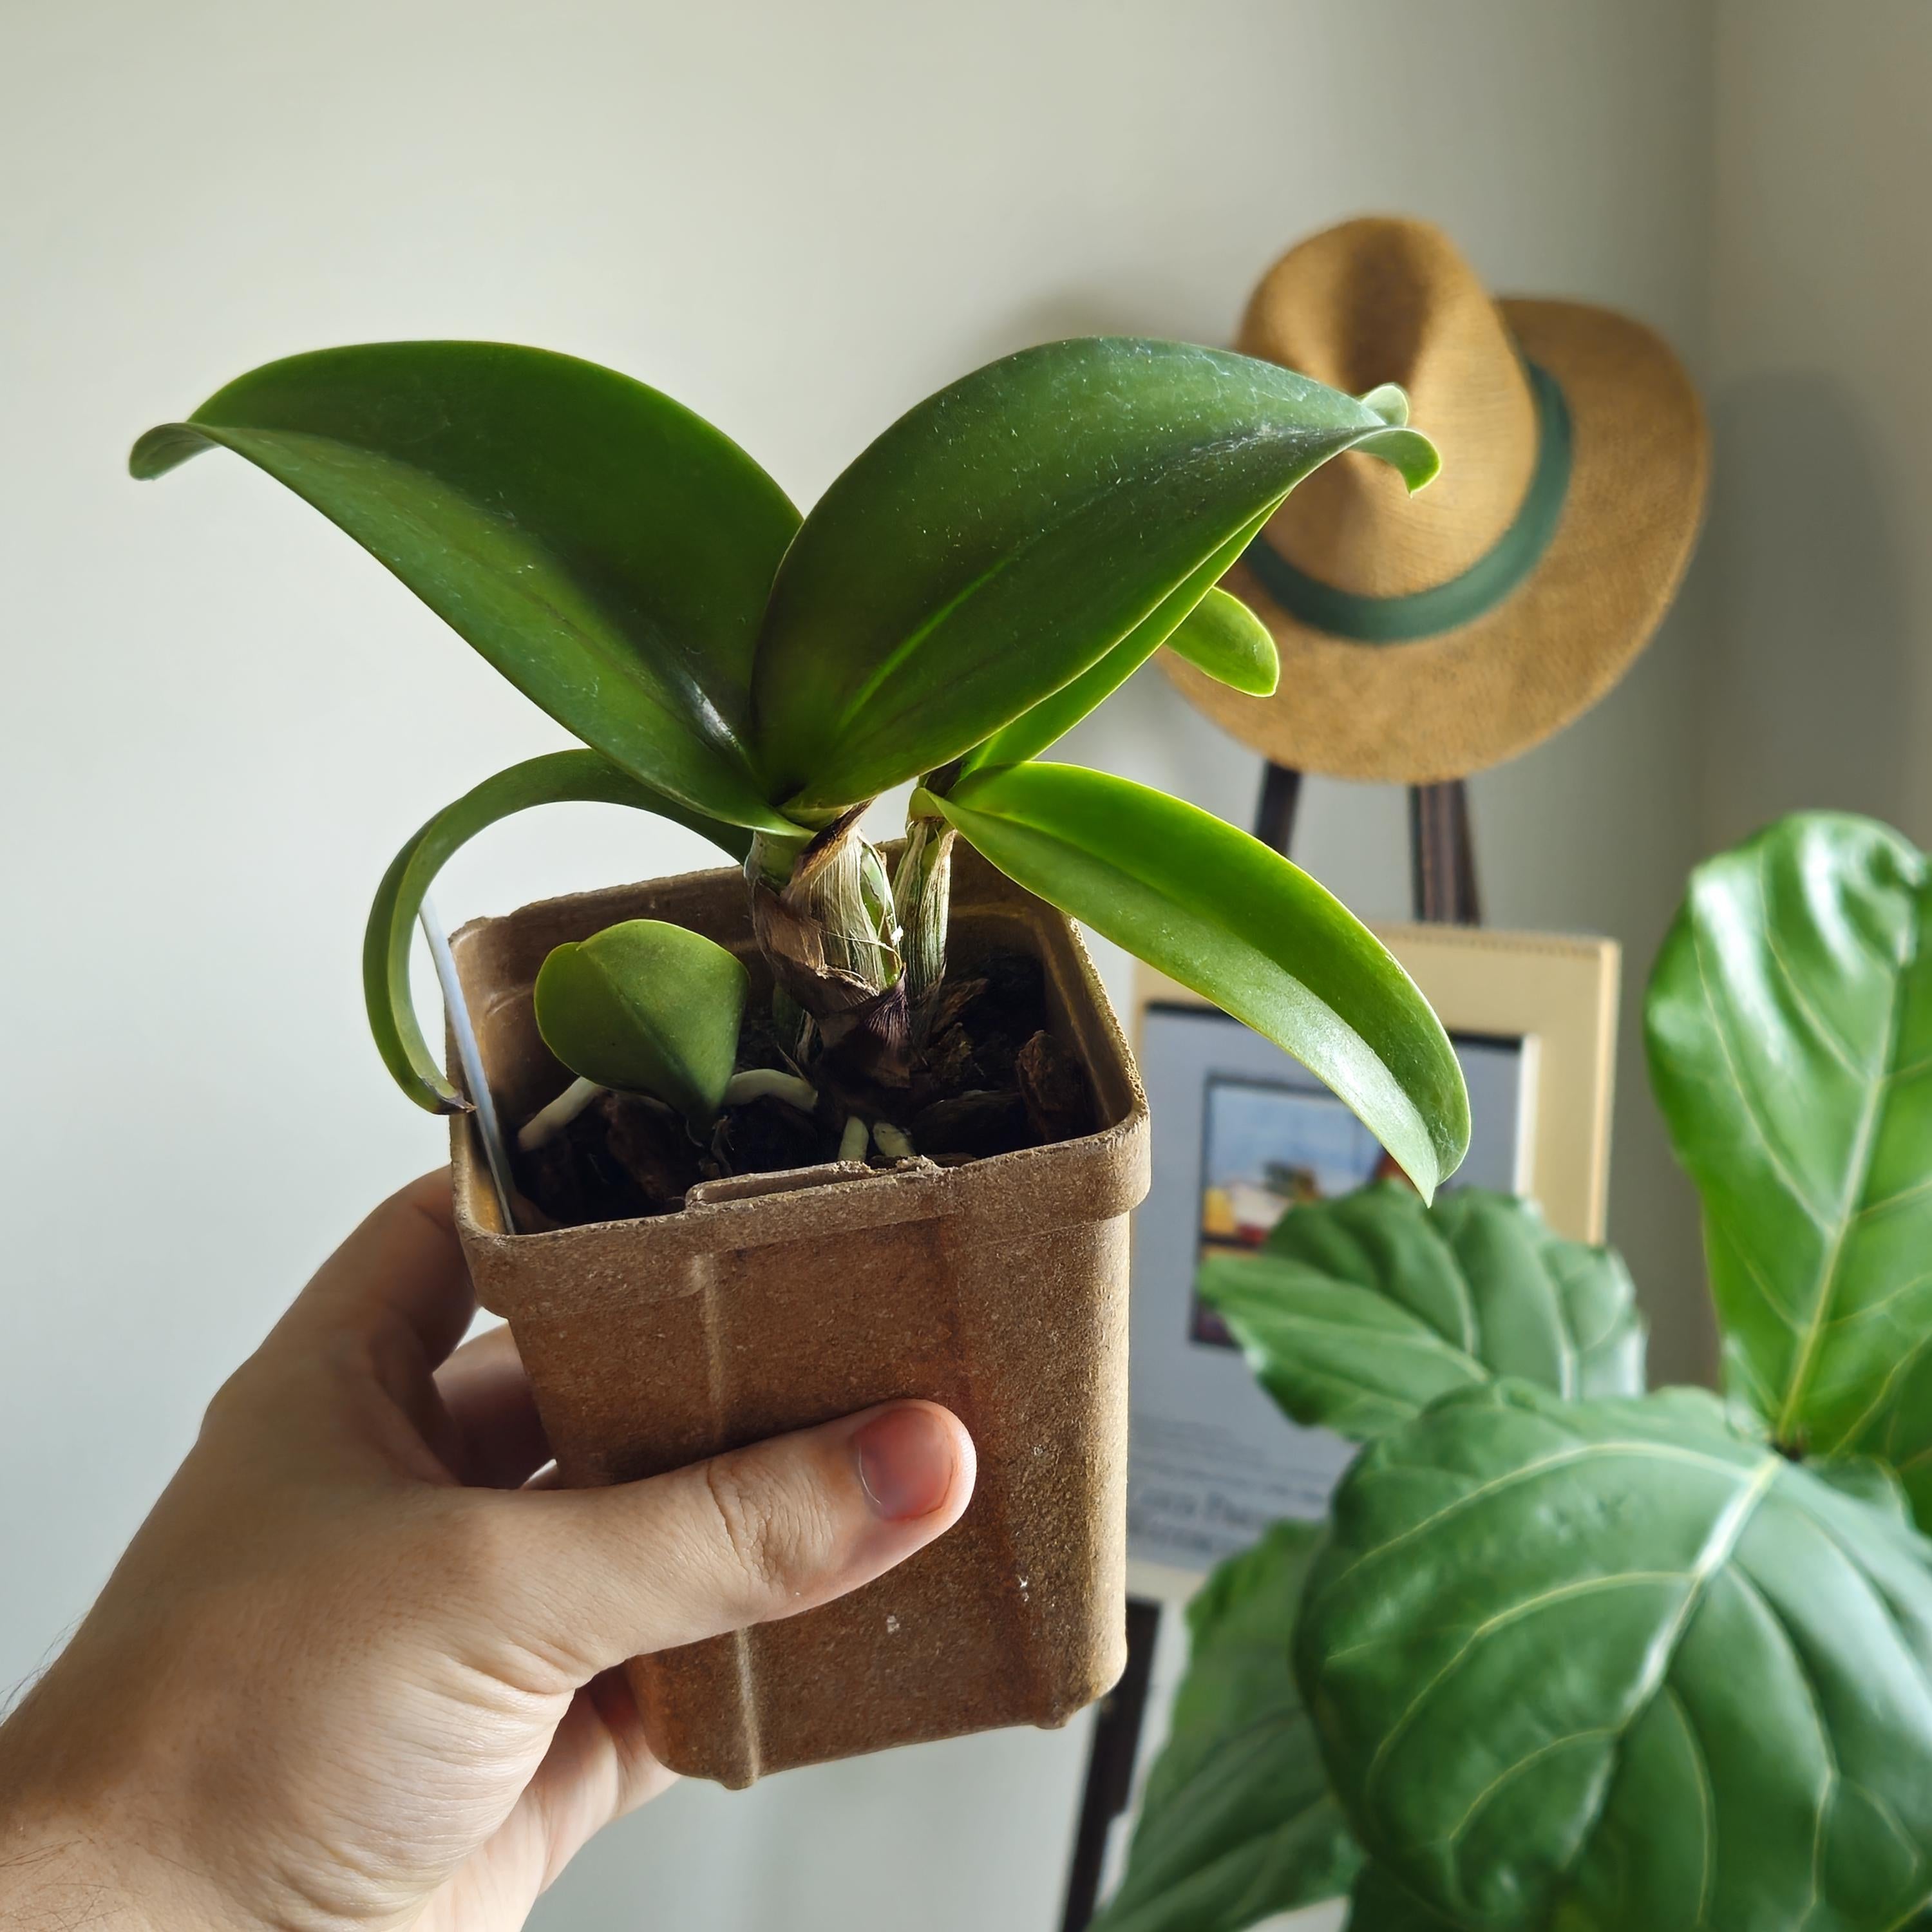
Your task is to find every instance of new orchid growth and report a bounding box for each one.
[134,336,1470,1197]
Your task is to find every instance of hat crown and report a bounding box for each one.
[1241,216,1538,596]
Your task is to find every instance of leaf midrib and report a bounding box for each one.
[1401,1455,1778,1926]
[1751,858,1917,1441]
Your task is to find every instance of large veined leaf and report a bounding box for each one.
[364,751,749,1113]
[1646,813,1932,1515]
[534,920,749,1126]
[1091,1523,1360,1932]
[133,341,801,832]
[914,763,1468,1200]
[755,339,1437,812]
[1200,1185,1645,1443]
[1297,1381,1932,1932]
[1346,1864,1462,1931]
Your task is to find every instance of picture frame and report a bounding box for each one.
[1124,922,1620,1587]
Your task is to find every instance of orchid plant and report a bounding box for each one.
[135,337,1468,1190]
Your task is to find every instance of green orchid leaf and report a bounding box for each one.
[534,920,749,1126]
[915,763,1468,1200]
[1645,812,1932,1515]
[1200,1184,1645,1444]
[1356,383,1411,428]
[755,339,1436,812]
[1297,1380,1932,1932]
[364,751,749,1114]
[1091,1521,1360,1932]
[1160,587,1278,696]
[133,341,801,833]
[962,513,1276,773]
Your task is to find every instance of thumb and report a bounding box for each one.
[493,1401,976,1678]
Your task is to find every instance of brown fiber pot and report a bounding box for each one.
[446,846,1150,1786]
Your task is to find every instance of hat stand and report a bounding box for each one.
[1058,757,1480,1932]
[1258,761,1481,926]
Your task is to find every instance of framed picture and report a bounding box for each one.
[1125,923,1620,1583]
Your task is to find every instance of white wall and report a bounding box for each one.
[1707,1,1932,850]
[2,3,1716,1927]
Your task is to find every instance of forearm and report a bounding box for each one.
[0,1806,152,1932]
[0,1680,230,1932]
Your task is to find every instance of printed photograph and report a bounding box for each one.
[1180,1028,1528,1344]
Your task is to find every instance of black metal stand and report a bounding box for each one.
[1408,778,1481,925]
[1057,1596,1163,1932]
[1056,760,1481,1930]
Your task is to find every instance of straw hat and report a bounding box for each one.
[1165,216,1709,782]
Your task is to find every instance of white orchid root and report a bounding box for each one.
[516,1076,605,1151]
[722,1068,820,1114]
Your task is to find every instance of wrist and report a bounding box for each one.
[0,1803,147,1932]
[0,1685,251,1932]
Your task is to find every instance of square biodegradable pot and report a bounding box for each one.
[447,844,1150,1786]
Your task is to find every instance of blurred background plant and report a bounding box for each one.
[1097,811,1932,1932]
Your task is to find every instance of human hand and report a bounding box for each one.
[0,1171,975,1932]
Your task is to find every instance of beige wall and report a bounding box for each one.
[1707,1,1932,849]
[2,3,1724,1927]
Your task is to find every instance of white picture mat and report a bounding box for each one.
[1126,1007,1530,1571]
[1124,929,1619,1582]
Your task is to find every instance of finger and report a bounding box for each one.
[493,1400,976,1676]
[278,1170,475,1368]
[526,1671,674,1859]
[435,1324,553,1490]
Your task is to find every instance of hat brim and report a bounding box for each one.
[1162,299,1709,783]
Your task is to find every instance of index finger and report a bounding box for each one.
[278,1168,476,1368]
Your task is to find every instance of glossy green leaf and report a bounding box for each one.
[1297,1380,1932,1932]
[1200,1184,1645,1444]
[1345,1863,1461,1931]
[963,514,1276,773]
[915,763,1468,1200]
[1645,813,1932,1515]
[1810,1454,1916,1526]
[1357,383,1411,428]
[1092,1522,1360,1932]
[1160,587,1278,696]
[534,920,749,1126]
[363,751,749,1113]
[755,338,1437,812]
[133,341,801,832]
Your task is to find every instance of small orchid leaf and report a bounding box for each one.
[914,762,1468,1199]
[534,921,750,1126]
[133,341,802,833]
[1357,383,1410,427]
[962,513,1276,773]
[1200,1184,1646,1443]
[754,340,1435,812]
[364,751,749,1114]
[1161,587,1278,696]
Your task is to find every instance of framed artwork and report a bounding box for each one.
[1125,923,1620,1583]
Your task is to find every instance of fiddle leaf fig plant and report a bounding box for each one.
[1303,1380,1932,1932]
[1099,814,1932,1932]
[1202,1181,1647,1441]
[1091,1520,1360,1932]
[135,336,1469,1190]
[1647,812,1932,1518]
